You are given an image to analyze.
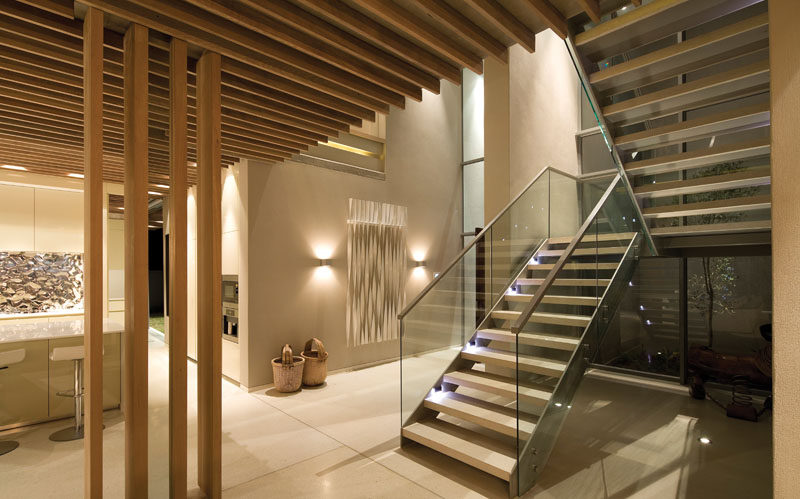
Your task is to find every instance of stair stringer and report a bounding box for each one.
[512,233,641,496]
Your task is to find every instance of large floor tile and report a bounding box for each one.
[223,445,439,499]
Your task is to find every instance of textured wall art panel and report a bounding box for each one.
[0,252,84,314]
[346,199,407,346]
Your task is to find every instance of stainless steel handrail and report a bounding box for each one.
[510,173,622,334]
[565,37,658,257]
[398,165,561,319]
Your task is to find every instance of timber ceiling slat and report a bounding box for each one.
[2,0,583,186]
[292,0,462,85]
[415,0,508,63]
[351,0,484,74]
[577,0,602,23]
[241,0,440,93]
[79,0,400,112]
[522,0,569,39]
[465,0,538,52]
[184,0,424,101]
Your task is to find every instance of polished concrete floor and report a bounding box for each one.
[0,336,772,498]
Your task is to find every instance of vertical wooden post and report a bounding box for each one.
[83,7,104,499]
[168,37,188,499]
[770,3,800,497]
[196,50,222,498]
[123,22,149,498]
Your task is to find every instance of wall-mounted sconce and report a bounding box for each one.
[319,259,331,267]
[413,260,426,268]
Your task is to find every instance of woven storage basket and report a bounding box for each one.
[300,338,328,386]
[271,344,305,393]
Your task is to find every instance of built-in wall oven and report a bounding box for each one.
[222,275,238,343]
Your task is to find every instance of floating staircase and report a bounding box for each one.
[573,0,772,243]
[400,170,641,496]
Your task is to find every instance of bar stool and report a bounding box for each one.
[0,348,26,456]
[49,345,87,442]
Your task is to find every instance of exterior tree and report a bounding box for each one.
[688,256,738,349]
[683,160,754,349]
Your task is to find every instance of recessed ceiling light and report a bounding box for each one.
[67,173,84,179]
[1,164,27,171]
[699,437,712,445]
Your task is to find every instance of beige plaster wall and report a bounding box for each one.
[509,30,581,196]
[244,82,462,387]
[769,2,800,496]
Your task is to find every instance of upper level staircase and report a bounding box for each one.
[571,0,772,244]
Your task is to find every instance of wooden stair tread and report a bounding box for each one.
[528,262,618,271]
[462,346,567,377]
[516,277,611,287]
[537,246,627,257]
[443,369,553,407]
[634,167,771,199]
[643,195,771,218]
[650,220,771,236]
[402,420,516,481]
[491,310,592,328]
[574,0,744,61]
[424,391,536,439]
[477,328,581,351]
[590,12,769,93]
[505,294,600,306]
[616,102,771,151]
[624,138,771,176]
[547,232,636,244]
[603,59,770,124]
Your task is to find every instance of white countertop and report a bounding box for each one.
[0,310,84,320]
[0,318,124,344]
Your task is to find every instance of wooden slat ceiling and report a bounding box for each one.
[0,0,629,193]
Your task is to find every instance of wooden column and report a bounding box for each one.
[770,3,800,497]
[83,7,104,498]
[196,50,223,498]
[123,22,149,498]
[168,37,189,499]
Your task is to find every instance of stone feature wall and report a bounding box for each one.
[0,252,84,314]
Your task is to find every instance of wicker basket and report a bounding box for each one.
[271,344,305,393]
[300,338,328,387]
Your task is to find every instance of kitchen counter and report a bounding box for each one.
[0,318,123,344]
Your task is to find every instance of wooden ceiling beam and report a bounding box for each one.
[242,0,440,93]
[0,26,357,134]
[415,0,508,63]
[184,0,423,101]
[522,0,569,39]
[465,0,537,52]
[293,0,461,85]
[577,0,602,23]
[221,58,375,121]
[0,49,332,147]
[14,0,73,19]
[351,0,483,74]
[1,3,375,122]
[79,0,402,111]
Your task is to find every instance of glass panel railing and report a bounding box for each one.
[565,38,657,257]
[514,175,645,494]
[400,166,581,426]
